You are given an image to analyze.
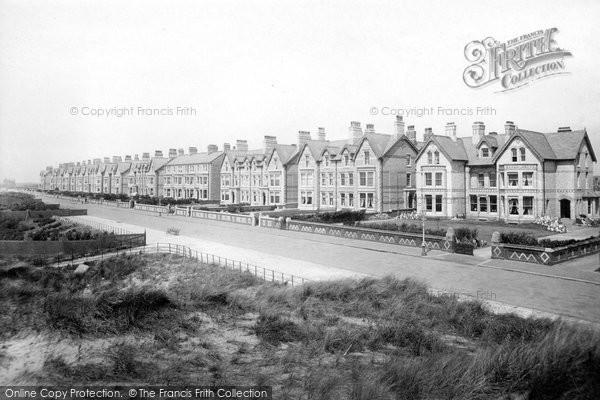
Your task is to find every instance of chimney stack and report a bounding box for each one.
[472,121,485,145]
[424,127,434,141]
[93,158,101,165]
[406,125,417,143]
[124,155,132,162]
[87,160,92,165]
[103,157,110,163]
[557,126,572,133]
[178,148,185,156]
[263,135,278,153]
[349,121,363,143]
[207,144,218,154]
[504,121,516,136]
[154,150,163,157]
[394,116,405,137]
[168,148,177,158]
[317,127,326,141]
[189,147,198,155]
[235,140,248,152]
[134,154,139,161]
[298,131,311,146]
[142,152,150,160]
[365,124,375,135]
[445,122,457,141]
[112,156,122,163]
[223,143,231,151]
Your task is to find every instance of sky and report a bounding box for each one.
[1,0,599,182]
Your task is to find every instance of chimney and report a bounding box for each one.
[103,157,110,163]
[349,121,363,143]
[93,158,101,164]
[223,143,231,151]
[124,155,132,162]
[557,126,572,133]
[472,121,485,145]
[394,116,405,137]
[207,144,218,154]
[365,124,375,135]
[189,147,198,155]
[134,154,139,161]
[76,162,80,166]
[87,160,92,165]
[142,152,150,160]
[445,122,457,141]
[168,148,177,158]
[263,135,278,153]
[298,131,311,146]
[112,156,122,163]
[178,148,184,156]
[154,150,163,157]
[504,121,516,136]
[235,140,248,152]
[317,127,326,141]
[424,127,434,141]
[406,125,417,143]
[489,131,498,135]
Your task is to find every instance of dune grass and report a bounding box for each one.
[0,254,598,398]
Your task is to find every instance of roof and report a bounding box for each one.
[166,151,224,166]
[417,135,470,162]
[268,144,299,165]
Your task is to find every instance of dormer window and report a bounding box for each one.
[481,148,489,158]
[520,148,526,162]
[427,151,433,164]
[344,154,349,166]
[511,148,518,162]
[434,151,440,165]
[324,155,330,167]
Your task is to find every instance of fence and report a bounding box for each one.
[55,242,309,286]
[57,216,137,235]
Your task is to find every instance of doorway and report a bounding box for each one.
[560,199,571,219]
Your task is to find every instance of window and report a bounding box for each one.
[344,155,349,166]
[324,155,330,167]
[479,197,488,212]
[367,172,374,186]
[490,195,498,212]
[508,173,518,187]
[489,173,496,188]
[435,172,443,186]
[523,196,533,215]
[523,172,533,186]
[511,148,518,162]
[509,198,519,215]
[364,151,370,165]
[329,173,334,186]
[406,154,411,166]
[359,172,366,186]
[348,173,354,185]
[478,173,485,188]
[434,151,440,164]
[427,151,433,164]
[321,173,327,186]
[481,148,489,157]
[359,193,366,208]
[348,193,354,207]
[425,195,433,211]
[305,155,310,167]
[435,195,442,212]
[520,148,526,161]
[321,192,327,205]
[406,173,411,187]
[340,174,346,186]
[470,195,477,211]
[301,191,313,205]
[367,193,374,208]
[425,173,432,186]
[340,193,346,206]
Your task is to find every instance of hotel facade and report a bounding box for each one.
[40,117,599,221]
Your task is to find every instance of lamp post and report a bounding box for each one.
[419,193,427,256]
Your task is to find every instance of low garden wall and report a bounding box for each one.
[190,209,254,225]
[0,209,87,219]
[135,204,169,213]
[259,216,454,252]
[491,236,600,265]
[0,232,146,255]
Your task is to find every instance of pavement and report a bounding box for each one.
[38,194,600,324]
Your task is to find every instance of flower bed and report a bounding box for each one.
[533,216,567,233]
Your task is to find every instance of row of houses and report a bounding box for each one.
[40,116,600,221]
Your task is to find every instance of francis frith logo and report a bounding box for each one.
[463,28,572,91]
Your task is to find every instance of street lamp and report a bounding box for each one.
[419,193,428,256]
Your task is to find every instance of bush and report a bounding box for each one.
[499,232,539,246]
[454,242,474,255]
[358,221,447,236]
[455,227,478,242]
[293,210,366,224]
[253,314,305,345]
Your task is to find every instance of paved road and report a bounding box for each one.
[43,196,600,323]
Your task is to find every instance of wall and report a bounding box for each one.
[491,236,600,265]
[0,233,146,255]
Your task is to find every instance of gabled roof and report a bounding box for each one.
[382,134,420,157]
[166,151,224,166]
[268,144,299,166]
[116,162,132,174]
[416,135,469,163]
[545,130,596,161]
[355,132,393,158]
[150,157,169,172]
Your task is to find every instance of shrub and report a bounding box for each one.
[357,221,447,236]
[454,227,478,242]
[253,314,304,345]
[454,241,474,255]
[294,210,366,224]
[499,232,539,246]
